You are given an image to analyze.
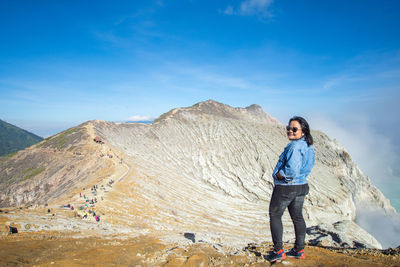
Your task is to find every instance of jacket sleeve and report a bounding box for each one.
[279,145,303,180]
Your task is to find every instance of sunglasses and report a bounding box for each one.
[286,126,300,133]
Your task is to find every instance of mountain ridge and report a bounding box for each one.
[0,100,397,250]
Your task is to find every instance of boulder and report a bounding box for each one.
[306,220,382,249]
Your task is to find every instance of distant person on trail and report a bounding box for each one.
[267,116,315,262]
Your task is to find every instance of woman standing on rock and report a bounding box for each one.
[267,116,315,262]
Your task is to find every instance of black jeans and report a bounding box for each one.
[269,184,309,251]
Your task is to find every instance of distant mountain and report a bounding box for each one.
[0,119,43,156]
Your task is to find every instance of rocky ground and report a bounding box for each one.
[1,230,399,266]
[2,204,399,266]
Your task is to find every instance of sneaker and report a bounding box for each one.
[265,249,286,262]
[286,248,305,259]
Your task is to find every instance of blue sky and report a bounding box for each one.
[0,0,399,131]
[1,1,400,209]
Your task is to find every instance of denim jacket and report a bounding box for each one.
[272,137,315,185]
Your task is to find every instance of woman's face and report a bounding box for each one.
[287,120,305,141]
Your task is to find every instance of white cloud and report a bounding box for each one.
[92,31,132,48]
[224,0,274,17]
[182,67,251,89]
[223,5,234,15]
[125,115,155,122]
[149,63,256,92]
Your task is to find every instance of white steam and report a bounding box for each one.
[356,207,400,248]
[310,114,400,248]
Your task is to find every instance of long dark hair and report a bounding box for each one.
[289,116,313,146]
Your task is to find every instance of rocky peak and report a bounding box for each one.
[155,99,279,124]
[243,103,280,124]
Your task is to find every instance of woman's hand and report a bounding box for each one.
[276,171,285,180]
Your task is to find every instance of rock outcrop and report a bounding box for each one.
[0,100,396,249]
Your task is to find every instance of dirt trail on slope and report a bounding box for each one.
[52,123,133,224]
